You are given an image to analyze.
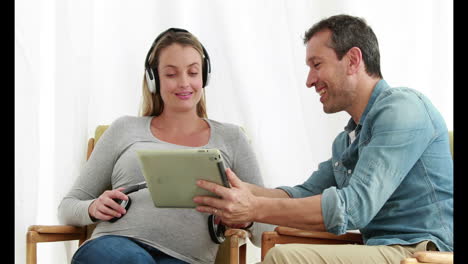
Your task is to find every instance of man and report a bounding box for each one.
[193,14,453,263]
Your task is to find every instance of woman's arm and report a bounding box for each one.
[57,117,126,226]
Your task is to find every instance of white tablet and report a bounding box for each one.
[136,148,230,208]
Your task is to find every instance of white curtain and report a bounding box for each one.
[15,0,453,263]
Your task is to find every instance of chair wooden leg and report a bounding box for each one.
[26,231,37,264]
[229,235,239,264]
[238,243,246,264]
[261,231,280,261]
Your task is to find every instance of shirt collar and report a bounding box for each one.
[344,79,390,133]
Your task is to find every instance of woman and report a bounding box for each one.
[58,28,266,264]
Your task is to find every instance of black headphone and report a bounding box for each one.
[144,28,211,94]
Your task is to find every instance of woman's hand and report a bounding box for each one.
[88,187,128,221]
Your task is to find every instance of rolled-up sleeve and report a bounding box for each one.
[321,187,348,234]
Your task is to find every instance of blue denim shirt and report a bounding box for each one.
[278,80,453,251]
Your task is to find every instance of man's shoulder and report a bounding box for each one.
[377,86,424,104]
[372,86,430,115]
[372,79,426,105]
[368,87,432,130]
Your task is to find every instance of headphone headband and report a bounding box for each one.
[144,28,211,94]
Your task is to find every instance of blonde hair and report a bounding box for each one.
[139,30,208,118]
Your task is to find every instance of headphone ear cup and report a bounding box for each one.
[145,69,156,94]
[203,57,210,87]
[154,69,160,94]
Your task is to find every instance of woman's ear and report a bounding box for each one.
[345,47,363,75]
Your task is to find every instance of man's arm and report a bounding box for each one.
[244,182,291,198]
[194,168,326,231]
[254,195,325,231]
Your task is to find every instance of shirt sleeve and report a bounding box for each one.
[276,159,337,198]
[321,90,434,234]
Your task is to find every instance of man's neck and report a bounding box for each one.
[349,77,381,124]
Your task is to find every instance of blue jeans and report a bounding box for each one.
[71,235,189,264]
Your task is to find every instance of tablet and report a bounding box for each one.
[136,148,230,208]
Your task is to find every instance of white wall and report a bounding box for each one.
[15,0,453,263]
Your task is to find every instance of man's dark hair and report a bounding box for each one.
[304,14,383,78]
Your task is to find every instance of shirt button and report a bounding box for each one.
[335,162,339,167]
[348,169,352,174]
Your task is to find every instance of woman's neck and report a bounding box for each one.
[150,110,210,147]
[152,111,206,134]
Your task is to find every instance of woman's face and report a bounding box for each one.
[157,43,204,114]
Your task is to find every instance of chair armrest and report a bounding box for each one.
[261,226,363,261]
[400,251,454,264]
[275,226,363,243]
[224,228,251,251]
[27,225,86,244]
[28,225,86,234]
[225,228,252,240]
[413,251,453,264]
[400,258,420,264]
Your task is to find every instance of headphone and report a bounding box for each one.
[109,182,147,223]
[144,28,211,94]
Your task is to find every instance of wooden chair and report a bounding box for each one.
[260,131,454,264]
[26,125,250,264]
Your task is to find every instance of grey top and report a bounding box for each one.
[58,115,273,263]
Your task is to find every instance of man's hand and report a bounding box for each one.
[193,168,258,226]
